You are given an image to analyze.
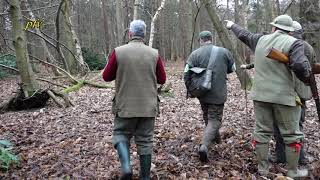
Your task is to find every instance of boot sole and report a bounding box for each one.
[120,172,132,180]
[199,150,208,162]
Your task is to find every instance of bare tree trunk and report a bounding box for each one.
[300,0,320,58]
[0,1,7,53]
[61,0,83,74]
[101,0,109,53]
[235,0,250,63]
[76,0,82,47]
[22,0,60,75]
[116,0,124,45]
[256,0,260,32]
[9,0,39,97]
[201,0,252,89]
[234,0,243,59]
[134,0,144,20]
[275,0,281,16]
[87,1,92,49]
[149,0,166,47]
[180,0,193,60]
[264,0,276,30]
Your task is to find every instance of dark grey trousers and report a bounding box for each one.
[200,102,224,147]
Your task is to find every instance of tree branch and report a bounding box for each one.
[21,4,59,12]
[27,29,88,70]
[0,64,19,72]
[134,3,153,18]
[282,0,294,14]
[190,3,202,54]
[47,90,64,107]
[0,12,9,16]
[29,57,78,84]
[36,77,68,88]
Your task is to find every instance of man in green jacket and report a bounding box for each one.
[102,20,166,180]
[184,31,236,162]
[239,21,318,165]
[225,15,311,178]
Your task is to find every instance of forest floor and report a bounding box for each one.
[1,62,320,179]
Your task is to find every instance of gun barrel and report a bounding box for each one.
[310,74,320,122]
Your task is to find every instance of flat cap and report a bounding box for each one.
[199,31,213,39]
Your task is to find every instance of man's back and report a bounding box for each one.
[114,39,159,117]
[252,31,298,106]
[187,44,234,104]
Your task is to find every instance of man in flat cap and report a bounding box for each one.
[184,30,236,162]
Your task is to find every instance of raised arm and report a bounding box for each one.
[225,20,263,51]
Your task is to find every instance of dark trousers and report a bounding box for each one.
[273,99,306,162]
[200,102,224,147]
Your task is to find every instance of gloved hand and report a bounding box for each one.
[224,20,235,29]
[240,64,248,69]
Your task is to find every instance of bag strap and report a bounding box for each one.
[207,46,219,70]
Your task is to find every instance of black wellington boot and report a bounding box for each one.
[139,155,151,180]
[116,142,132,180]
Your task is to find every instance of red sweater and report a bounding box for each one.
[102,50,166,84]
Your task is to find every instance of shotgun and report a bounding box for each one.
[266,47,320,122]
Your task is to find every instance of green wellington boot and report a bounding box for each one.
[116,142,132,180]
[139,155,151,180]
[256,143,270,176]
[286,145,308,178]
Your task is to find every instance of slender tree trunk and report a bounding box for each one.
[134,0,144,20]
[275,0,280,16]
[300,0,320,58]
[9,0,39,97]
[101,0,109,53]
[115,0,124,45]
[264,0,276,30]
[23,0,60,75]
[76,0,82,48]
[201,0,252,89]
[235,0,250,63]
[256,0,260,32]
[88,0,93,49]
[61,0,83,74]
[180,0,193,60]
[149,0,166,47]
[0,1,7,53]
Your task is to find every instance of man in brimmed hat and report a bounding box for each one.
[184,30,236,162]
[225,15,311,178]
[272,20,318,165]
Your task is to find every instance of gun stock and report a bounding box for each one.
[266,47,289,63]
[312,63,320,74]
